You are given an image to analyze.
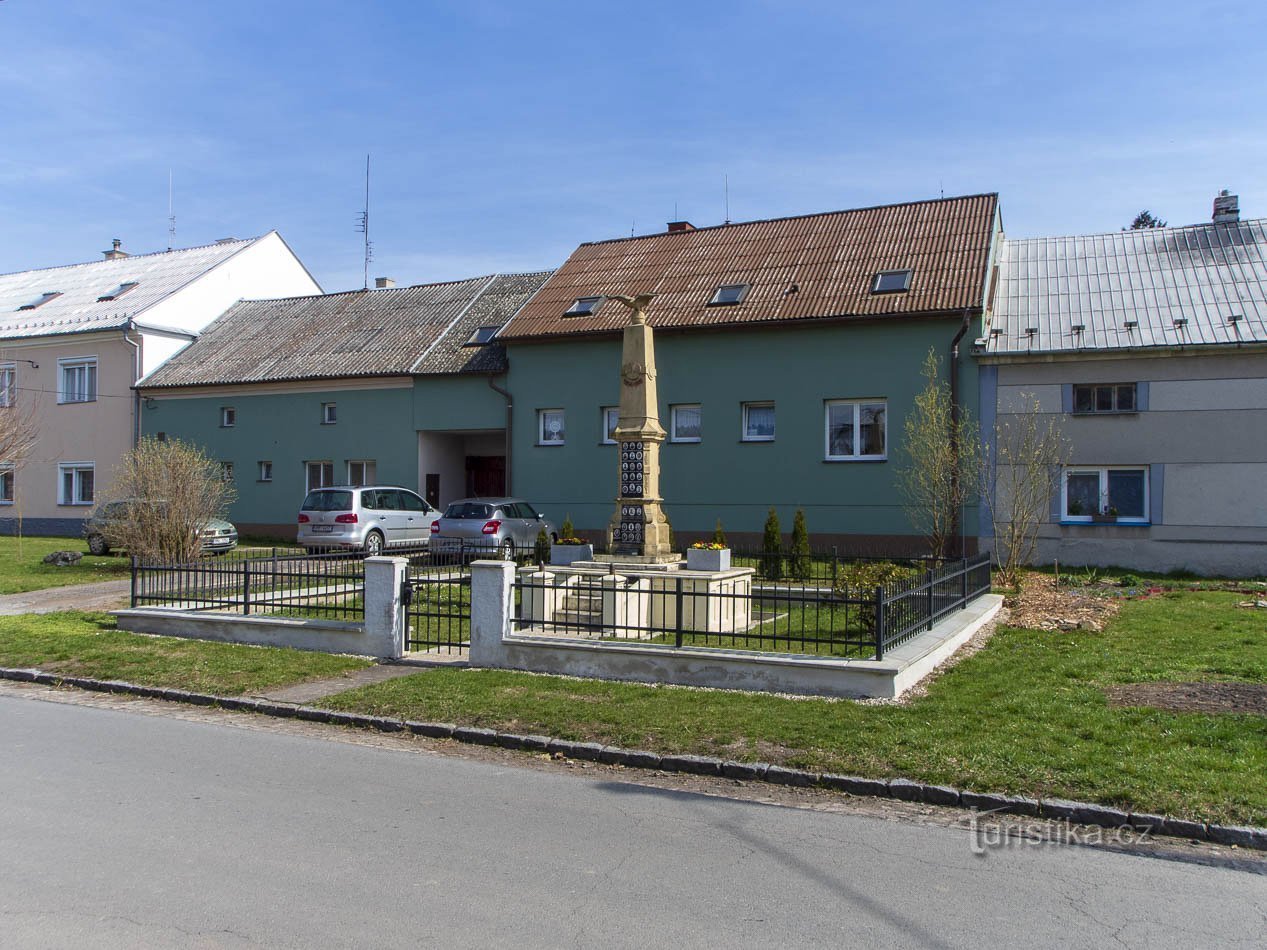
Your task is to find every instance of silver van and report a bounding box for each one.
[429,497,557,559]
[297,486,440,555]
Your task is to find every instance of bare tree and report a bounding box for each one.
[102,436,236,564]
[986,394,1071,586]
[0,356,38,531]
[896,350,984,558]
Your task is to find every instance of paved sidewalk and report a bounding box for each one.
[0,579,132,616]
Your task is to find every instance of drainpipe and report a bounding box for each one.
[948,308,973,558]
[122,319,142,446]
[488,372,513,496]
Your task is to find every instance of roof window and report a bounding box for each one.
[17,291,62,311]
[97,281,139,302]
[870,269,913,294]
[564,296,603,317]
[707,283,749,306]
[465,326,500,346]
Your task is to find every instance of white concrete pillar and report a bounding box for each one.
[470,558,515,667]
[364,556,409,658]
[518,567,558,625]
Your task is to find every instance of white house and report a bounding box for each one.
[0,233,321,535]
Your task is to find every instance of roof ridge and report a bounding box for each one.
[1003,216,1267,246]
[234,273,495,306]
[577,192,999,248]
[0,234,264,280]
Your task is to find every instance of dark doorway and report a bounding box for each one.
[425,473,441,509]
[465,456,505,497]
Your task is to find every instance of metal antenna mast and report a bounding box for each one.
[356,154,373,290]
[724,174,730,225]
[167,170,176,250]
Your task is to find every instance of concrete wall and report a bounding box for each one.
[986,350,1267,576]
[505,317,981,551]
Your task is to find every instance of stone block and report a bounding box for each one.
[888,778,924,802]
[821,774,889,797]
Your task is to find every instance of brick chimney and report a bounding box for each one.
[102,238,128,260]
[667,221,695,233]
[1213,190,1240,224]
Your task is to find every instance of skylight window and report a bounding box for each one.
[17,291,62,311]
[465,326,499,346]
[707,283,749,306]
[871,269,913,294]
[564,296,603,317]
[97,281,139,302]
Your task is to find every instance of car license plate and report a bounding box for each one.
[312,525,333,534]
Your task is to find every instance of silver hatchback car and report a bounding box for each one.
[429,497,557,559]
[297,486,440,555]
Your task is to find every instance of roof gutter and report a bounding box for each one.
[487,372,513,496]
[948,308,973,558]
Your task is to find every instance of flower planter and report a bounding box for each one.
[686,547,731,572]
[1089,514,1117,524]
[550,543,594,566]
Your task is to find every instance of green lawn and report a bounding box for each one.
[0,536,132,594]
[0,611,372,694]
[323,589,1267,825]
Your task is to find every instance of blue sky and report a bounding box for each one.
[3,0,1265,291]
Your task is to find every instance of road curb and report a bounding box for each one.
[4,666,1265,852]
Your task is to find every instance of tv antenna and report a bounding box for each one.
[724,174,730,225]
[356,154,373,290]
[167,169,176,250]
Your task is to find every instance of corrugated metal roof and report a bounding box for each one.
[499,194,998,341]
[139,272,551,388]
[0,237,263,340]
[987,218,1267,355]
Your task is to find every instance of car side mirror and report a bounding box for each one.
[536,513,544,520]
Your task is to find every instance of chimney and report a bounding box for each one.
[102,238,128,260]
[667,221,695,233]
[1213,190,1239,224]
[374,277,396,289]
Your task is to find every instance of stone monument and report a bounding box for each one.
[603,293,676,561]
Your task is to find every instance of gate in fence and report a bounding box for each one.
[402,547,493,653]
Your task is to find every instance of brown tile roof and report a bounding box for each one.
[139,272,551,389]
[499,193,999,341]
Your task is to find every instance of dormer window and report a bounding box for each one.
[707,283,749,306]
[564,296,603,317]
[97,281,139,302]
[18,291,61,311]
[870,269,913,294]
[464,326,499,346]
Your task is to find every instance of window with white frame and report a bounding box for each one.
[0,364,14,407]
[601,407,619,444]
[0,464,13,504]
[58,462,94,505]
[1062,466,1149,523]
[347,460,376,486]
[258,461,273,482]
[538,409,565,445]
[306,461,335,492]
[58,357,97,404]
[825,399,887,460]
[670,404,702,442]
[322,402,337,425]
[741,402,775,441]
[220,406,236,428]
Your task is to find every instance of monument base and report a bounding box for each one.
[586,553,683,572]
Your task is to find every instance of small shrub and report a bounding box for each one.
[560,514,575,539]
[761,508,783,580]
[712,518,728,547]
[1117,573,1143,589]
[789,508,811,582]
[533,527,551,565]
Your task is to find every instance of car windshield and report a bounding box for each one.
[444,502,493,519]
[302,490,353,512]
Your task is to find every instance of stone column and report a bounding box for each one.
[605,293,674,558]
[469,558,515,668]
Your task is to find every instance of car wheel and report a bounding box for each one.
[87,534,109,556]
[363,531,385,557]
[498,539,514,561]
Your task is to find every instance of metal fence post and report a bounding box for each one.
[925,568,934,631]
[243,560,252,616]
[674,576,684,649]
[960,557,968,609]
[873,585,885,661]
[831,545,838,590]
[130,556,138,607]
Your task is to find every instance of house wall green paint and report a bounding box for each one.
[505,318,981,550]
[142,384,419,532]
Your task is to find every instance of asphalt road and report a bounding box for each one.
[1,691,1264,949]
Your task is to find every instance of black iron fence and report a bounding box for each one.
[511,551,993,660]
[401,543,498,653]
[131,550,366,620]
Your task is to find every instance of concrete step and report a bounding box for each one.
[555,610,602,627]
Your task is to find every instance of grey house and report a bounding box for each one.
[980,192,1267,576]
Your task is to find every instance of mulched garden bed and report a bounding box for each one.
[1105,682,1267,716]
